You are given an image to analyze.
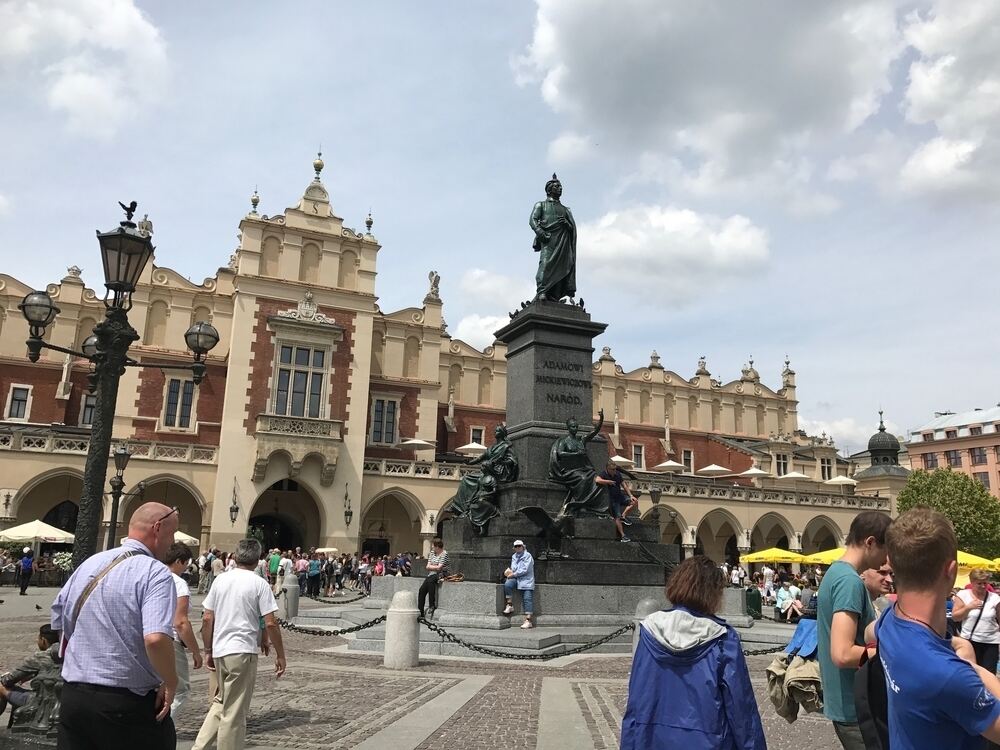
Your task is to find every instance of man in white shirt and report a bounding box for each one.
[192,538,286,750]
[762,564,775,603]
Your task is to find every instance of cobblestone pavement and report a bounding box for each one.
[0,588,841,749]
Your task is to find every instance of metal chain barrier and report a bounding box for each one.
[418,617,635,661]
[305,591,369,605]
[742,645,788,657]
[276,614,386,637]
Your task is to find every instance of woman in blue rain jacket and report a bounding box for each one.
[621,555,767,750]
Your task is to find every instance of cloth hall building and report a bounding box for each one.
[0,157,889,563]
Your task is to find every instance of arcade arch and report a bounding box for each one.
[642,505,686,547]
[15,471,83,531]
[118,476,205,545]
[695,509,743,566]
[801,515,842,555]
[750,512,793,553]
[360,489,424,557]
[248,478,322,551]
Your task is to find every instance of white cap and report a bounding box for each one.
[513,540,525,547]
[23,547,30,554]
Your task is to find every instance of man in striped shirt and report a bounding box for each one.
[418,538,449,619]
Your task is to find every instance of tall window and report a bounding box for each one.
[470,427,484,444]
[974,472,991,490]
[924,453,939,469]
[945,449,962,467]
[632,444,644,469]
[164,379,195,428]
[274,345,327,418]
[80,394,97,426]
[820,458,833,481]
[7,387,29,419]
[682,449,694,473]
[370,397,398,445]
[775,454,789,476]
[971,447,988,465]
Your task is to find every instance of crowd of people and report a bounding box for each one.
[624,508,1000,750]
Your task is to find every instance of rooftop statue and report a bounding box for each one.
[549,409,608,517]
[446,424,518,535]
[530,174,577,302]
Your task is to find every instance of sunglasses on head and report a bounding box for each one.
[154,506,178,526]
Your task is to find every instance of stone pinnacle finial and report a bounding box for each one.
[313,150,324,180]
[878,409,885,431]
[365,210,373,232]
[250,186,260,214]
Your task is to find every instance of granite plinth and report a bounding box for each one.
[494,300,607,432]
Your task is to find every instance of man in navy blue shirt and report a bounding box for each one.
[879,507,1000,749]
[596,462,638,543]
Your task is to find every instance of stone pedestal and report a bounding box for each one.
[383,590,419,668]
[443,298,678,590]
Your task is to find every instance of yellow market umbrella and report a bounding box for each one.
[957,550,1000,571]
[802,548,846,565]
[740,547,805,565]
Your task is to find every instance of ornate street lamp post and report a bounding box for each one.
[19,203,220,568]
[343,486,353,527]
[105,444,132,550]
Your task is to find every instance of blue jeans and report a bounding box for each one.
[504,578,534,614]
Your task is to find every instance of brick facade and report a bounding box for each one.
[130,361,226,445]
[365,381,420,459]
[0,362,69,424]
[244,298,357,435]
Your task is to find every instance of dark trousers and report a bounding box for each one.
[19,569,31,595]
[973,640,1000,673]
[59,682,175,750]
[418,573,440,614]
[307,574,321,596]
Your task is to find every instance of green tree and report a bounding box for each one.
[897,469,1000,559]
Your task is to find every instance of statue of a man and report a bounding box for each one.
[530,174,577,302]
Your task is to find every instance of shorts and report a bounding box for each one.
[611,501,627,519]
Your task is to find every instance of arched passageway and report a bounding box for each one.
[801,516,842,555]
[750,512,792,553]
[119,477,204,547]
[696,510,742,566]
[248,478,322,551]
[360,492,422,557]
[16,473,83,529]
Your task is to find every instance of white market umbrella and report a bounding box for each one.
[174,530,200,547]
[316,547,338,554]
[0,520,74,545]
[778,471,810,480]
[120,530,201,546]
[739,463,771,478]
[652,460,686,473]
[609,454,635,468]
[456,441,488,456]
[696,464,732,477]
[397,438,436,450]
[824,475,857,486]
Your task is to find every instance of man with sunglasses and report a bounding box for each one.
[53,502,180,749]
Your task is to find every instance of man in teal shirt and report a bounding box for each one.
[816,510,891,750]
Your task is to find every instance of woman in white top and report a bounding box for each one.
[952,567,1000,673]
[165,542,203,714]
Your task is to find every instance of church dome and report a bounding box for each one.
[868,411,900,453]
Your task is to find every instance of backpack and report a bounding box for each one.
[855,619,889,750]
[202,554,213,572]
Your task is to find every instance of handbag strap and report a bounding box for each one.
[969,596,987,639]
[69,550,142,634]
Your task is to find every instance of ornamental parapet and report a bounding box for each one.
[0,426,217,464]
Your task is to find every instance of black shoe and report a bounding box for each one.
[427,607,435,619]
[419,610,425,619]
[621,517,633,526]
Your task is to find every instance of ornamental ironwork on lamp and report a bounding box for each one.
[343,486,353,526]
[229,497,239,525]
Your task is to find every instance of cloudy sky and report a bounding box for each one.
[3,0,1000,453]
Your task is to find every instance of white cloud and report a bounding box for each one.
[459,269,535,308]
[515,0,904,203]
[799,415,901,455]
[547,131,594,164]
[898,0,1000,198]
[577,204,769,307]
[0,0,168,139]
[453,314,509,351]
